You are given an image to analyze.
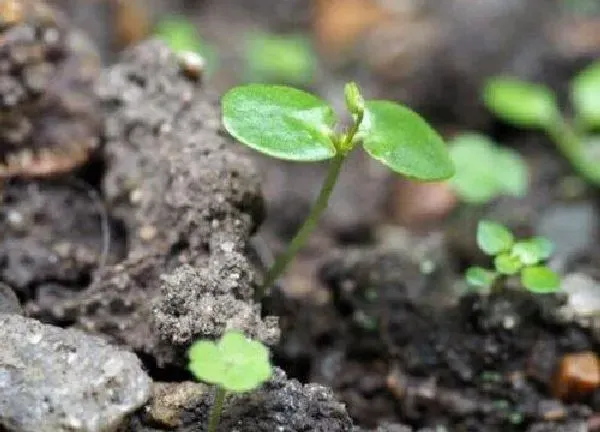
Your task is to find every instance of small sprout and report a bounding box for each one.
[477,220,514,256]
[571,60,600,130]
[188,331,272,432]
[345,81,365,116]
[466,220,561,294]
[154,15,218,77]
[483,66,600,186]
[494,253,522,275]
[244,32,316,85]
[222,82,454,299]
[449,132,528,204]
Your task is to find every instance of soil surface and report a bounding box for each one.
[2,1,600,431]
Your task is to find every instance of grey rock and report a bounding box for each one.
[0,314,151,432]
[0,283,21,315]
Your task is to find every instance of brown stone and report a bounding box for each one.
[552,351,600,401]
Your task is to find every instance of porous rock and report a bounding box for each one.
[0,314,151,432]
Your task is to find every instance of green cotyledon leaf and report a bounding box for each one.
[222,84,337,161]
[359,100,454,181]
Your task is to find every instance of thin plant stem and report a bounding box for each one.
[207,387,227,432]
[544,116,600,185]
[257,153,346,300]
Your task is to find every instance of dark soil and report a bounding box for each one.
[2,1,600,431]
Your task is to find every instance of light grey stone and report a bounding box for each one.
[0,315,151,432]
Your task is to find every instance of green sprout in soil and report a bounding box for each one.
[154,15,218,76]
[466,220,561,293]
[483,60,600,186]
[188,331,272,432]
[244,32,317,86]
[449,132,529,204]
[222,82,454,299]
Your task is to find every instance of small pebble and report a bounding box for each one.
[553,351,600,401]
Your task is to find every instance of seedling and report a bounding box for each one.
[188,331,272,432]
[483,60,600,186]
[466,220,561,293]
[244,32,317,85]
[154,15,218,77]
[222,82,454,299]
[449,132,528,204]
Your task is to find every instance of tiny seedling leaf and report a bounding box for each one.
[477,220,514,255]
[359,101,455,181]
[571,60,600,129]
[188,331,272,393]
[529,237,554,260]
[345,82,365,116]
[483,77,559,129]
[244,33,316,85]
[512,237,553,265]
[449,133,528,204]
[222,84,337,161]
[466,266,497,288]
[521,266,561,293]
[495,253,522,275]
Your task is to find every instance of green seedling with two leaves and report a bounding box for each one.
[483,60,600,186]
[188,331,272,432]
[449,132,529,204]
[466,220,560,294]
[222,82,454,299]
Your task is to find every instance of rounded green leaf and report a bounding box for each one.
[359,101,454,181]
[188,331,272,393]
[521,266,561,293]
[449,133,528,204]
[466,266,497,288]
[483,77,559,128]
[571,60,600,129]
[188,341,225,385]
[477,220,514,255]
[222,84,337,161]
[494,253,522,275]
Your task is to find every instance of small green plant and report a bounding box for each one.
[466,220,560,293]
[483,60,600,186]
[154,15,218,76]
[188,331,272,432]
[222,82,454,299]
[449,132,528,204]
[244,32,317,85]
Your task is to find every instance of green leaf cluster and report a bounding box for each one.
[222,83,454,180]
[449,133,528,204]
[244,32,317,86]
[154,15,218,76]
[482,61,600,186]
[467,220,560,293]
[188,331,272,393]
